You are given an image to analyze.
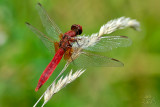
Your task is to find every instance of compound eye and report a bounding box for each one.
[71,24,77,31]
[71,24,82,35]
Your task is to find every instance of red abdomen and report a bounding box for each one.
[35,48,65,91]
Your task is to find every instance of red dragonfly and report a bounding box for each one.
[26,3,131,91]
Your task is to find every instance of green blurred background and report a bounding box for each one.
[0,0,160,107]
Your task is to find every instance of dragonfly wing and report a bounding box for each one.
[26,22,55,55]
[73,35,132,52]
[70,50,124,67]
[36,3,62,41]
[86,36,132,52]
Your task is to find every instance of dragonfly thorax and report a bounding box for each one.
[59,32,76,50]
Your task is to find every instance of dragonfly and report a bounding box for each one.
[26,3,131,91]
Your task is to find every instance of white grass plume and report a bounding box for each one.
[42,69,85,107]
[43,69,85,105]
[98,17,140,37]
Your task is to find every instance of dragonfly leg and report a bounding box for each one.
[76,40,80,47]
[72,37,82,47]
[69,38,81,47]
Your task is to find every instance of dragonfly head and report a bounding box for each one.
[71,24,82,35]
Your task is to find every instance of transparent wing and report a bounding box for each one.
[73,35,132,52]
[36,3,62,41]
[26,22,55,55]
[70,51,124,67]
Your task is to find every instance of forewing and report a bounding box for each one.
[73,35,132,52]
[71,51,124,67]
[26,22,55,55]
[36,3,62,41]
